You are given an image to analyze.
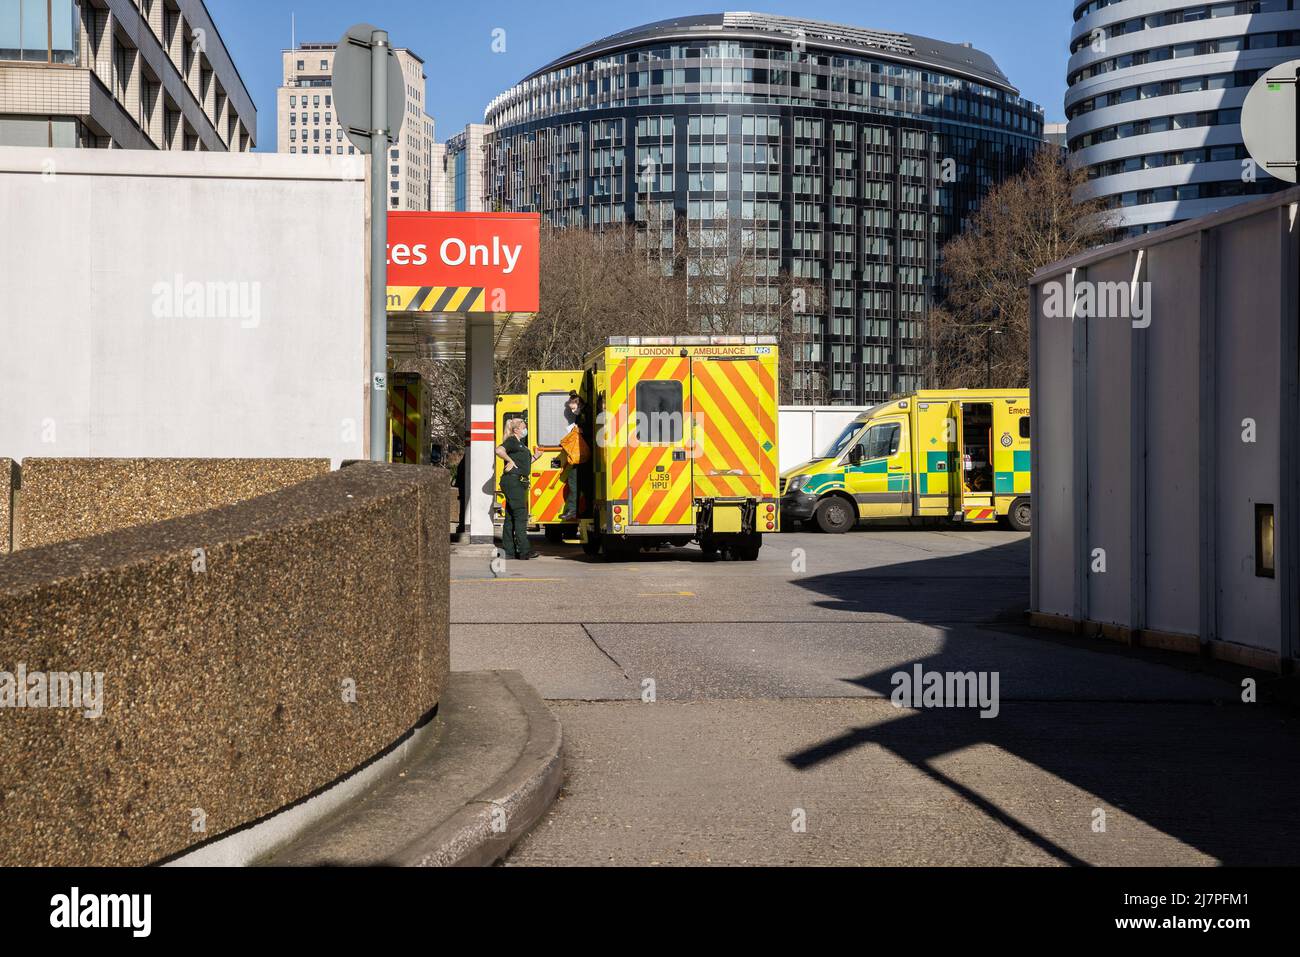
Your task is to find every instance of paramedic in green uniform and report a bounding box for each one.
[495,418,541,560]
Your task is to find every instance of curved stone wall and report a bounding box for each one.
[12,457,331,550]
[0,462,449,866]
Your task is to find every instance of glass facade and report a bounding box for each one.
[485,16,1044,403]
[0,0,79,64]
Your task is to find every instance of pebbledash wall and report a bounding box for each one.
[0,146,368,465]
[1028,186,1299,670]
[0,462,449,866]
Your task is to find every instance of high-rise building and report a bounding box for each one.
[1043,122,1070,149]
[482,13,1044,404]
[0,0,255,150]
[437,122,492,211]
[1066,0,1300,237]
[277,41,437,210]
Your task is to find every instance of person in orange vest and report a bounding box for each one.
[557,392,588,522]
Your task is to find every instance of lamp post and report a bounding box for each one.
[986,328,1003,387]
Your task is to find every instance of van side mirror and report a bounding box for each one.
[848,445,865,466]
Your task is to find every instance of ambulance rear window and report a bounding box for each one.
[635,381,684,444]
[1019,416,1030,439]
[536,393,570,447]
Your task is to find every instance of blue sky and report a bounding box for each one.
[205,0,1072,151]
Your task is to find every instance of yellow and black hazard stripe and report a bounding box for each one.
[387,286,487,313]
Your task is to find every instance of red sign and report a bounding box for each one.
[386,212,540,313]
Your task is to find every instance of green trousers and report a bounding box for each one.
[500,475,531,558]
[564,466,579,515]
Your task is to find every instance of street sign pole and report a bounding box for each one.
[369,29,390,462]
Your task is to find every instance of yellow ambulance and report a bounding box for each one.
[492,392,526,522]
[513,336,781,560]
[494,374,593,541]
[779,389,1031,533]
[584,335,780,559]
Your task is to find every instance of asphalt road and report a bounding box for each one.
[451,527,1300,866]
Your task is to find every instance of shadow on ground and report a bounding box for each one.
[787,538,1300,865]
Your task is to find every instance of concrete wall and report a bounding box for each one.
[0,462,449,866]
[1029,187,1300,669]
[12,458,330,550]
[0,147,367,467]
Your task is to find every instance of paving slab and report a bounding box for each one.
[506,698,1300,867]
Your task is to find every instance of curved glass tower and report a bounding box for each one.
[1066,0,1300,238]
[484,13,1044,404]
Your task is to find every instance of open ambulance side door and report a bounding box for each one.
[527,371,584,525]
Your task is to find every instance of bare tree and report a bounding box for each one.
[496,223,689,392]
[498,216,820,402]
[929,148,1116,388]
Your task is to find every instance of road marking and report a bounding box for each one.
[636,591,696,597]
[452,578,563,584]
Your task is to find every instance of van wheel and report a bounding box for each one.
[814,496,855,534]
[1006,498,1032,532]
[581,531,602,557]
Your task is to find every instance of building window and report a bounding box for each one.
[320,59,328,71]
[1,0,80,64]
[635,381,684,444]
[1256,504,1275,578]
